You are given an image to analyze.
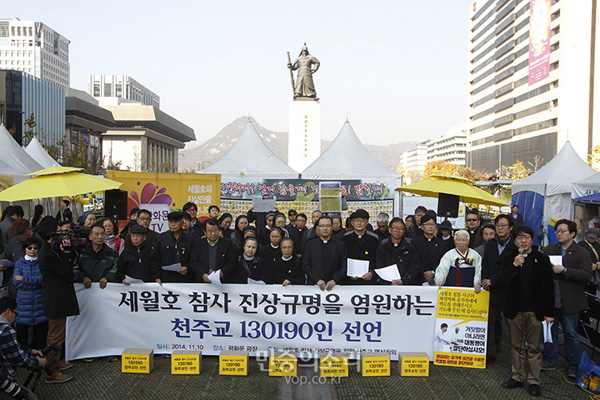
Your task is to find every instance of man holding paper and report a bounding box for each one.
[303,216,347,291]
[116,225,152,283]
[195,218,236,283]
[341,209,379,285]
[375,217,420,285]
[542,219,592,380]
[149,212,197,284]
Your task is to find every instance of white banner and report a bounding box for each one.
[66,283,440,361]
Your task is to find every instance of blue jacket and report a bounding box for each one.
[13,256,47,325]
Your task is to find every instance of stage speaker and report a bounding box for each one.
[104,189,128,220]
[437,193,460,218]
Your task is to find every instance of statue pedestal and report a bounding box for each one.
[288,100,322,173]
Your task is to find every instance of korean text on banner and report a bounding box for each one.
[66,284,441,361]
[433,287,489,369]
[106,171,221,216]
[528,0,552,85]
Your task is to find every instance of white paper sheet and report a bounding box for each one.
[125,275,144,284]
[375,265,401,282]
[347,259,370,278]
[247,278,266,285]
[542,320,553,343]
[208,270,223,291]
[549,255,562,266]
[161,263,183,272]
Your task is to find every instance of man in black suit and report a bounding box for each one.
[511,205,524,227]
[194,218,236,283]
[303,216,347,291]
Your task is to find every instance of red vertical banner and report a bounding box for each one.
[528,0,552,85]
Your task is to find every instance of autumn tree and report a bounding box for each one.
[589,145,600,172]
[22,113,37,144]
[496,161,529,181]
[422,160,484,181]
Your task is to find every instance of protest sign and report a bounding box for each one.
[433,287,489,369]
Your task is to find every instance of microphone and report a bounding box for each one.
[518,248,527,258]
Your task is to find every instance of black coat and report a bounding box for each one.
[411,235,447,284]
[149,231,197,283]
[271,257,305,285]
[341,231,379,285]
[543,241,592,314]
[481,237,518,305]
[38,241,79,319]
[194,237,236,280]
[499,248,554,321]
[303,238,347,285]
[375,237,421,285]
[228,256,262,284]
[116,242,153,282]
[258,244,281,283]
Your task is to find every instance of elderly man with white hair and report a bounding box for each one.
[435,230,482,292]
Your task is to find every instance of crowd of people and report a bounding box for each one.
[0,199,593,397]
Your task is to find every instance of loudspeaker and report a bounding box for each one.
[104,190,128,220]
[437,193,460,218]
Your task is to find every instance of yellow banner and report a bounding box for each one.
[434,288,489,369]
[106,171,220,216]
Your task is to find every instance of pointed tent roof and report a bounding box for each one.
[201,120,298,178]
[302,121,398,179]
[512,141,597,196]
[0,125,43,175]
[25,137,60,169]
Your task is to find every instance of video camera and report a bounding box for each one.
[51,226,90,253]
[0,344,59,398]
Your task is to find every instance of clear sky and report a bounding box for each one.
[5,0,471,147]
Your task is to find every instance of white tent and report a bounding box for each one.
[0,125,43,175]
[200,120,298,178]
[302,120,400,179]
[25,137,60,169]
[512,141,597,245]
[572,171,600,199]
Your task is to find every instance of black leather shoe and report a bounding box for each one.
[502,378,524,389]
[528,384,541,396]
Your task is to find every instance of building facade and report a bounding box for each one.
[100,105,194,172]
[0,18,69,89]
[88,75,160,108]
[400,143,428,185]
[427,126,468,165]
[466,0,600,173]
[0,69,65,146]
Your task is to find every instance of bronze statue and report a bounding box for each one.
[287,43,320,100]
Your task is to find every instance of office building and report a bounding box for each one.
[466,0,599,173]
[88,75,160,108]
[0,18,69,88]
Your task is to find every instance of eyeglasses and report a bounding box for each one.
[26,246,39,251]
[466,218,479,222]
[138,217,151,221]
[555,229,570,234]
[496,223,509,228]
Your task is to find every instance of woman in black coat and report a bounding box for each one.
[230,215,250,249]
[258,227,284,283]
[270,238,305,285]
[229,237,262,284]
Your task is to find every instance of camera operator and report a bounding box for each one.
[37,219,76,384]
[0,297,44,399]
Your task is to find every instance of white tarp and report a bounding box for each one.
[200,120,298,179]
[0,125,43,175]
[512,141,597,196]
[66,283,440,361]
[302,121,400,180]
[25,137,60,169]
[572,172,600,199]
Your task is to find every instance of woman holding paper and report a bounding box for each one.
[229,237,263,284]
[434,230,482,292]
[375,217,421,285]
